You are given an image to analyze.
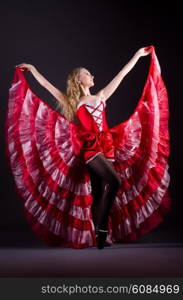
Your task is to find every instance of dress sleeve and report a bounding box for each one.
[109,46,171,242]
[5,68,96,248]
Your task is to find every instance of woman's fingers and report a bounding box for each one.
[15,65,26,71]
[141,47,151,56]
[15,63,30,71]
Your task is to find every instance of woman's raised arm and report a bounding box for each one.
[96,47,151,102]
[16,63,66,106]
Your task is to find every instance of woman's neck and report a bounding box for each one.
[82,86,91,96]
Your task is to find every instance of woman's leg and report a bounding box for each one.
[88,167,106,229]
[87,154,121,231]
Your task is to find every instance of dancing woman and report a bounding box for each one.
[6,46,171,249]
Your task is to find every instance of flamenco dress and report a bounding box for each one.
[5,46,171,248]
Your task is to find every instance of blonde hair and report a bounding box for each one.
[56,67,85,122]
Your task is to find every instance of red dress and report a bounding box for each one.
[5,46,171,248]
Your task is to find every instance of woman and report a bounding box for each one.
[6,46,171,249]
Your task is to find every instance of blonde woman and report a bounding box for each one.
[6,46,171,249]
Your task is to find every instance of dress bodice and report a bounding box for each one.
[76,99,109,133]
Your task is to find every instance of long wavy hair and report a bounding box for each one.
[56,67,85,122]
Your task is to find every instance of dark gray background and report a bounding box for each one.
[0,0,182,245]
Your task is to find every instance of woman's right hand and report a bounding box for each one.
[15,63,35,72]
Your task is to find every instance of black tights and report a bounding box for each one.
[86,154,122,231]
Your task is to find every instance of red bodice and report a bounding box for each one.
[76,99,108,132]
[76,99,115,163]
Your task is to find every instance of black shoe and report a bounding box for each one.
[95,234,111,247]
[96,229,108,249]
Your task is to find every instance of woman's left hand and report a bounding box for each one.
[136,47,152,57]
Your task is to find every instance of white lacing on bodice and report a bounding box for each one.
[77,99,106,131]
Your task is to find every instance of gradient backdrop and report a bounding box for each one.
[0,1,182,244]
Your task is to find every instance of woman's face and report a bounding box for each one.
[77,68,94,88]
